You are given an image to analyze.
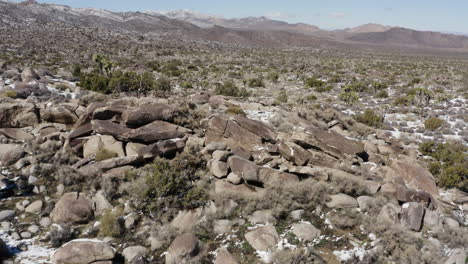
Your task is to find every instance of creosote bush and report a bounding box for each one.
[424,117,444,131]
[355,109,384,128]
[99,208,124,237]
[419,141,467,191]
[215,80,249,97]
[133,151,208,219]
[225,105,246,116]
[305,77,325,88]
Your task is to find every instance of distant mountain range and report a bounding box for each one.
[1,1,468,51]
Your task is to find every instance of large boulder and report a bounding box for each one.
[137,138,185,159]
[291,129,366,159]
[124,120,189,143]
[51,239,115,264]
[166,233,205,264]
[50,192,94,224]
[40,104,78,124]
[227,155,260,182]
[244,225,279,251]
[122,104,177,127]
[21,67,39,82]
[0,128,33,141]
[326,193,358,208]
[388,160,439,197]
[395,185,435,208]
[377,203,401,224]
[205,115,268,152]
[83,135,125,158]
[0,144,24,166]
[400,202,425,231]
[258,167,299,187]
[292,222,321,241]
[233,115,277,143]
[0,101,39,128]
[278,141,310,166]
[91,120,131,140]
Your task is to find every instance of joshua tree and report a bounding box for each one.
[92,54,115,76]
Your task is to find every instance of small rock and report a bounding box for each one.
[326,193,358,208]
[39,217,52,227]
[166,233,205,264]
[122,246,147,263]
[210,160,229,178]
[244,225,279,251]
[25,200,43,214]
[292,223,320,241]
[215,248,238,264]
[20,232,32,239]
[0,210,15,221]
[226,172,242,185]
[27,225,39,233]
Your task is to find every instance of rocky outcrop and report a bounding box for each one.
[166,233,205,264]
[52,239,115,264]
[50,192,94,224]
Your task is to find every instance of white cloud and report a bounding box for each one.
[330,12,346,18]
[265,11,295,20]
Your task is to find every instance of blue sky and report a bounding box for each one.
[26,0,468,33]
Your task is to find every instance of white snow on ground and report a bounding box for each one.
[245,110,275,124]
[46,86,79,99]
[0,231,53,264]
[333,246,368,262]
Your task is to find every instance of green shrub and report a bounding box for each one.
[315,85,332,93]
[247,77,265,88]
[154,77,172,93]
[376,90,389,98]
[424,117,444,131]
[72,64,81,78]
[79,73,110,94]
[180,81,193,89]
[215,81,249,97]
[339,91,359,105]
[355,109,384,128]
[136,154,208,218]
[99,208,123,237]
[146,60,160,71]
[95,149,118,161]
[419,141,467,191]
[225,106,246,116]
[305,78,325,88]
[4,90,17,98]
[268,72,279,83]
[275,90,288,105]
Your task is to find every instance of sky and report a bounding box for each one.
[21,0,468,33]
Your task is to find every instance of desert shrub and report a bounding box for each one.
[410,77,422,85]
[215,81,249,97]
[424,117,444,131]
[339,91,359,105]
[3,90,17,98]
[419,141,467,191]
[225,106,246,116]
[376,90,388,98]
[315,85,332,93]
[154,77,172,93]
[134,152,208,219]
[99,208,124,237]
[146,60,160,71]
[72,64,81,77]
[180,81,193,89]
[344,82,368,93]
[95,149,118,161]
[372,81,388,90]
[79,73,110,94]
[305,78,325,88]
[248,77,265,88]
[268,72,279,83]
[107,71,156,95]
[161,61,182,77]
[393,96,413,106]
[355,109,383,128]
[275,90,288,105]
